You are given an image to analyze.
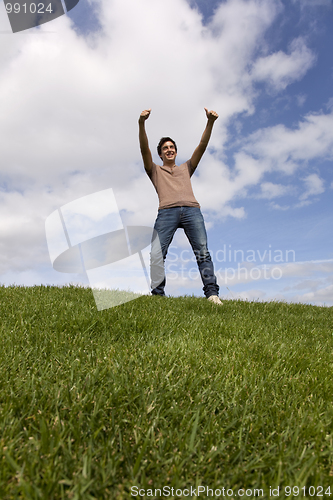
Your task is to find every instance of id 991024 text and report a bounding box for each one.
[5,3,53,14]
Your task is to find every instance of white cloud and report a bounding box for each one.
[296,94,307,107]
[299,173,325,200]
[283,272,333,306]
[326,97,333,110]
[212,259,333,285]
[292,0,332,6]
[226,285,333,307]
[258,181,292,199]
[251,37,316,91]
[193,109,333,214]
[229,111,332,209]
[225,289,267,301]
[218,260,333,306]
[0,0,284,185]
[277,259,333,278]
[269,202,290,210]
[242,111,333,173]
[291,285,333,307]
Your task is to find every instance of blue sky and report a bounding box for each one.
[0,0,332,306]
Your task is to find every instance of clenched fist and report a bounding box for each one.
[139,109,151,123]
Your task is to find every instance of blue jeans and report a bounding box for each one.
[150,206,219,298]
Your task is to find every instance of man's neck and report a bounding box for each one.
[163,160,176,167]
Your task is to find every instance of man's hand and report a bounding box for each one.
[204,108,219,122]
[139,109,151,124]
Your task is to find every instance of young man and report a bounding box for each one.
[139,108,222,305]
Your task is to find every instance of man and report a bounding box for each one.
[138,107,222,305]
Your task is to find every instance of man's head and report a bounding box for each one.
[157,137,177,164]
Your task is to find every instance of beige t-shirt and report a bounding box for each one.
[148,160,200,210]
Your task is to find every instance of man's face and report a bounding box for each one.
[161,141,177,164]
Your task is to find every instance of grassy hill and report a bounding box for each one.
[0,285,332,499]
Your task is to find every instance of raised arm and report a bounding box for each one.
[190,108,219,171]
[139,109,153,176]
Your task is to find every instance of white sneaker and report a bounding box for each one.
[207,295,223,305]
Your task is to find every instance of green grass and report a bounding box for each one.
[0,284,333,499]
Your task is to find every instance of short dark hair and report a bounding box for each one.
[157,137,177,158]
